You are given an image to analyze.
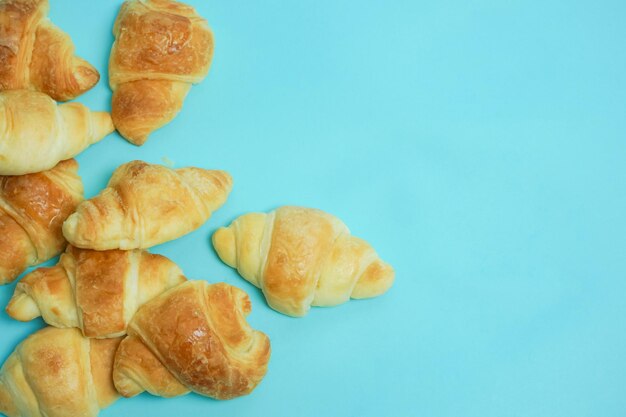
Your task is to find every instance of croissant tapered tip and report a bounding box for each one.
[73,58,100,95]
[122,131,150,146]
[50,58,100,102]
[54,158,79,173]
[351,259,395,299]
[208,170,233,196]
[62,213,79,242]
[213,227,236,268]
[62,213,98,249]
[215,170,233,190]
[91,111,115,142]
[6,291,41,322]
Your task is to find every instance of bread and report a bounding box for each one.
[0,90,114,175]
[6,245,186,338]
[0,327,121,417]
[0,159,83,285]
[63,160,232,250]
[0,0,99,101]
[109,0,214,145]
[113,280,271,400]
[212,206,395,317]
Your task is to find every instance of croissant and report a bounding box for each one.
[0,90,114,175]
[0,159,83,286]
[113,280,271,400]
[212,206,395,317]
[0,0,99,101]
[63,160,232,250]
[0,327,121,417]
[6,245,186,338]
[109,0,214,145]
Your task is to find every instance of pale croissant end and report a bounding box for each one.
[0,0,100,101]
[0,90,114,175]
[0,327,121,417]
[109,0,214,145]
[0,159,83,285]
[212,206,395,317]
[63,160,232,250]
[113,280,271,400]
[6,245,186,338]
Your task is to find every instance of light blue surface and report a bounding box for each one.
[1,0,626,416]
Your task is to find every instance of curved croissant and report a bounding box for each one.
[113,280,271,400]
[109,0,214,145]
[0,327,121,417]
[63,160,232,250]
[0,159,83,285]
[6,245,186,338]
[0,0,99,101]
[0,90,114,175]
[213,206,395,317]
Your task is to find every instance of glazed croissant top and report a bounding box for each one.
[63,160,232,250]
[109,0,214,144]
[110,0,212,87]
[213,206,395,317]
[0,90,114,175]
[0,0,100,101]
[0,159,83,285]
[113,280,271,400]
[6,245,186,338]
[0,327,121,417]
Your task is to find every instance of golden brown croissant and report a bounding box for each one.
[63,160,232,250]
[6,245,186,338]
[213,206,395,317]
[0,0,100,101]
[0,90,114,175]
[0,327,121,417]
[0,159,83,286]
[113,280,271,400]
[109,0,214,145]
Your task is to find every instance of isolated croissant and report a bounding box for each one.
[213,206,395,317]
[6,245,186,338]
[0,0,99,101]
[109,0,214,145]
[63,160,232,250]
[0,159,83,285]
[0,327,121,417]
[114,280,271,400]
[0,90,114,175]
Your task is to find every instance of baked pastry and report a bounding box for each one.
[109,0,214,145]
[6,245,186,338]
[213,206,395,317]
[113,280,270,400]
[0,159,83,285]
[0,327,121,417]
[0,0,99,101]
[0,90,114,175]
[63,160,232,250]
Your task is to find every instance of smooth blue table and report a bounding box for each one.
[1,1,625,416]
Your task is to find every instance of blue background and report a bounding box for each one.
[2,0,626,416]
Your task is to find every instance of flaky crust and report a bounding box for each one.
[6,245,186,338]
[113,281,271,400]
[109,0,214,145]
[0,90,114,175]
[0,327,121,417]
[0,159,83,285]
[0,0,99,101]
[63,160,232,250]
[213,206,395,317]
